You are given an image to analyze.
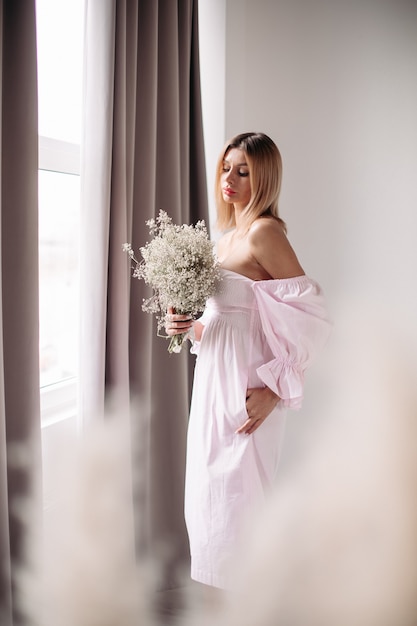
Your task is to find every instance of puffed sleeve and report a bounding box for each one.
[252,276,331,410]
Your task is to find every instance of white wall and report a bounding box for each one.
[198,0,227,237]
[199,0,417,467]
[199,0,417,322]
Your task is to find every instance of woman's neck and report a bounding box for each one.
[233,205,246,229]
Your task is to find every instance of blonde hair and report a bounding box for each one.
[215,132,286,233]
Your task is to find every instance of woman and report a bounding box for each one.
[166,132,330,589]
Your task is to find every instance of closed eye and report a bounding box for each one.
[222,166,249,177]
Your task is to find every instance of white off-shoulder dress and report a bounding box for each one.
[185,268,330,588]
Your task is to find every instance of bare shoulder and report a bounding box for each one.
[248,216,305,279]
[248,216,287,244]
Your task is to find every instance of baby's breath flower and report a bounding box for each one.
[122,243,136,260]
[123,210,221,353]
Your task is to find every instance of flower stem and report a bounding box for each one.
[168,332,188,354]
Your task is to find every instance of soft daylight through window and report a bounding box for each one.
[36,0,84,410]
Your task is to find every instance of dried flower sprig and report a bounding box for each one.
[123,210,221,353]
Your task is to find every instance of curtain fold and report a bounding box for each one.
[80,0,208,588]
[0,1,41,623]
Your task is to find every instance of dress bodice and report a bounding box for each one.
[206,269,258,314]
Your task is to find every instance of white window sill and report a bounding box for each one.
[41,377,78,428]
[39,135,80,175]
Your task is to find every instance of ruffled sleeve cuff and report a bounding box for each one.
[188,309,211,356]
[190,339,200,356]
[257,358,304,410]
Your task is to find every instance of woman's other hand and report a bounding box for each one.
[236,387,279,435]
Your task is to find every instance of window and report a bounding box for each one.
[36,0,84,425]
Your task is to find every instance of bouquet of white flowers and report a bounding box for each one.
[123,210,221,353]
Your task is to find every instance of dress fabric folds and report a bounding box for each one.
[185,268,330,588]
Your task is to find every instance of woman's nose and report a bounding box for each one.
[225,169,234,184]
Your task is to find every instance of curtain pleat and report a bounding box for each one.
[81,0,208,588]
[0,1,41,623]
[80,0,116,423]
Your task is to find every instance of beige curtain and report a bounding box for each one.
[80,0,208,588]
[0,1,41,623]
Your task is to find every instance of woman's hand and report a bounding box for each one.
[165,307,194,336]
[235,387,280,435]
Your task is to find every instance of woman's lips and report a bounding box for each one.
[223,187,236,196]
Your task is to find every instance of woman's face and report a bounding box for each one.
[220,148,252,210]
